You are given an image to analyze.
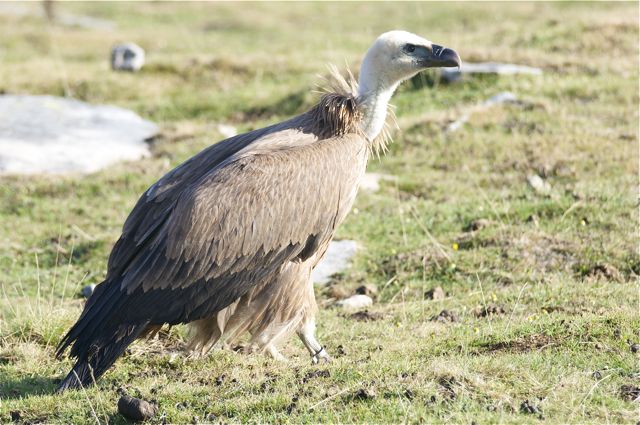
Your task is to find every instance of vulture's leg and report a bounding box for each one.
[297,318,331,364]
[266,344,288,362]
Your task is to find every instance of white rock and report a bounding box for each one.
[360,172,396,193]
[335,294,373,310]
[0,3,115,29]
[58,13,115,30]
[111,43,145,72]
[217,124,238,139]
[311,240,358,285]
[527,174,551,193]
[441,62,543,83]
[0,95,157,174]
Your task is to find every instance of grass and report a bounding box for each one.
[0,1,638,423]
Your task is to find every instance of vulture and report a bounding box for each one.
[56,30,460,391]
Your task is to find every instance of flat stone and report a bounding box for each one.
[0,95,157,174]
[0,3,115,29]
[441,62,543,83]
[335,294,373,310]
[311,240,358,285]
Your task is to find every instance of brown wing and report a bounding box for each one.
[71,128,368,339]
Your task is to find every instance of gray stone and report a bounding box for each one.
[335,294,373,310]
[111,43,145,72]
[311,240,358,285]
[441,62,543,83]
[0,95,157,174]
[81,284,96,299]
[0,3,115,30]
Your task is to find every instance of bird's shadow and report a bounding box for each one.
[0,375,58,400]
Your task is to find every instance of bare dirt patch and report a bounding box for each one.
[479,333,559,354]
[348,310,385,322]
[506,232,577,273]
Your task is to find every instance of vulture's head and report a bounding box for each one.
[358,30,461,94]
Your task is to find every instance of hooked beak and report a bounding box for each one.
[422,44,461,68]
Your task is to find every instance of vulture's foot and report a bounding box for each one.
[266,344,288,362]
[311,346,332,364]
[297,319,331,364]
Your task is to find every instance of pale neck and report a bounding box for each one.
[357,58,400,141]
[357,82,398,141]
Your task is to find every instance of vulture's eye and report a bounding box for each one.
[404,44,416,53]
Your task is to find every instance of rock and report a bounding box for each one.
[631,343,640,354]
[58,13,115,30]
[441,62,543,83]
[81,284,96,299]
[431,309,458,323]
[424,286,445,300]
[0,95,157,174]
[117,395,158,422]
[217,124,238,139]
[111,43,145,72]
[335,294,373,310]
[355,284,378,297]
[311,240,358,285]
[360,173,396,192]
[527,174,551,194]
[0,3,115,29]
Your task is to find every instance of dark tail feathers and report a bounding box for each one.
[56,322,148,392]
